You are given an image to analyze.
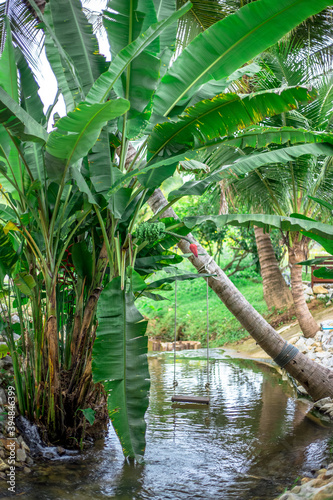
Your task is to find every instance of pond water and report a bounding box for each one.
[5,349,333,500]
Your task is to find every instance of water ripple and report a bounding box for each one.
[10,353,333,500]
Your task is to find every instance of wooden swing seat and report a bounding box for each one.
[171,394,210,404]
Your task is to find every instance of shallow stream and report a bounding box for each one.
[5,349,333,499]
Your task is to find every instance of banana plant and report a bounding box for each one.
[0,0,332,458]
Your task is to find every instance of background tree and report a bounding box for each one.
[254,225,293,310]
[224,39,333,336]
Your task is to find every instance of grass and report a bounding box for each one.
[137,257,315,347]
[137,260,269,347]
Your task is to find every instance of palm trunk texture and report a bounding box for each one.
[148,188,333,400]
[254,226,293,310]
[288,240,319,338]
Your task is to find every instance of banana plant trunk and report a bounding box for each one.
[67,240,110,396]
[45,282,63,438]
[288,238,319,338]
[254,226,293,310]
[148,188,333,400]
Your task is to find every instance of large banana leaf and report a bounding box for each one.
[185,62,262,110]
[148,87,317,160]
[169,62,262,118]
[88,129,133,216]
[104,0,148,58]
[216,126,333,151]
[85,2,191,105]
[105,0,159,57]
[0,23,25,194]
[183,213,333,240]
[153,0,177,58]
[196,212,333,256]
[92,277,150,459]
[43,3,75,112]
[124,52,161,139]
[70,166,98,205]
[16,51,46,184]
[88,129,115,198]
[151,0,333,118]
[168,142,333,200]
[45,100,129,176]
[104,1,160,138]
[46,0,108,97]
[0,28,45,143]
[0,129,25,195]
[16,51,44,125]
[0,224,18,280]
[0,17,18,103]
[288,214,333,255]
[0,87,48,143]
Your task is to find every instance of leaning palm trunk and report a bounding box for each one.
[254,226,293,310]
[149,189,333,400]
[288,238,319,338]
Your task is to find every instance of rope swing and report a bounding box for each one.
[205,278,210,393]
[173,280,178,391]
[171,277,210,405]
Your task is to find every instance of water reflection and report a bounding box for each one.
[7,350,333,499]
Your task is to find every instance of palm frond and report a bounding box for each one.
[305,75,333,130]
[0,0,43,70]
[175,0,225,53]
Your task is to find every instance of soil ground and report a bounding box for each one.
[224,300,333,360]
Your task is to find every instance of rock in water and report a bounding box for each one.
[313,285,329,294]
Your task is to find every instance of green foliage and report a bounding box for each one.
[0,225,18,278]
[0,87,48,143]
[0,0,331,461]
[169,142,333,201]
[149,87,318,160]
[92,277,150,459]
[85,2,191,106]
[45,0,108,97]
[183,213,333,240]
[313,267,333,280]
[71,242,93,288]
[45,100,130,170]
[79,408,96,426]
[152,0,332,118]
[13,272,36,296]
[139,267,266,346]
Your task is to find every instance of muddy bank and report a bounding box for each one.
[223,304,333,361]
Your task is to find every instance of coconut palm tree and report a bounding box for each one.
[178,36,333,337]
[222,39,333,337]
[173,1,333,315]
[254,225,293,310]
[200,144,294,311]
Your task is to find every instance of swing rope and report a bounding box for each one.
[172,277,210,393]
[205,278,210,392]
[173,280,178,390]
